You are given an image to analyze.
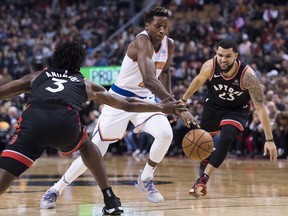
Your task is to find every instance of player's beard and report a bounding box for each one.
[221,62,234,74]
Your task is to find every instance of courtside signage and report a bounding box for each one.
[80,66,120,86]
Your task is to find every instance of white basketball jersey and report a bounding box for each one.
[112,30,169,98]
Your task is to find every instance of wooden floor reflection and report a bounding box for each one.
[0,154,287,216]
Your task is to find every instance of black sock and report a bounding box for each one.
[102,187,115,199]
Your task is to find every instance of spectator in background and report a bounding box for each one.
[1,67,13,84]
[84,53,97,66]
[7,106,19,129]
[283,96,288,111]
[272,93,285,111]
[262,5,279,26]
[242,110,265,157]
[238,34,252,64]
[267,101,280,128]
[273,111,288,158]
[94,51,108,66]
[0,101,12,152]
[136,132,154,158]
[124,122,139,156]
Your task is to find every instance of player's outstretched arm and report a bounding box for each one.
[0,72,39,99]
[182,60,212,102]
[242,67,277,161]
[95,91,187,115]
[86,81,187,115]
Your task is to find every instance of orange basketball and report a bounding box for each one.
[182,129,214,160]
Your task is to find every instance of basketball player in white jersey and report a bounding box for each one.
[40,6,196,209]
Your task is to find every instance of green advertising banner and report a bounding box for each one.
[80,66,120,86]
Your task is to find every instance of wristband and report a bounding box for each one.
[265,139,274,142]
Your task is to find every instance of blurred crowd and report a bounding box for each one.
[0,0,287,159]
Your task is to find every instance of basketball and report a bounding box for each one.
[182,129,214,160]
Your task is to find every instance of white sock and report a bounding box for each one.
[50,156,88,195]
[141,162,156,181]
[51,175,69,195]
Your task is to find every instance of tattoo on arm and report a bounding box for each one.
[243,71,264,106]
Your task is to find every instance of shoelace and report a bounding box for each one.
[105,197,121,209]
[43,191,57,202]
[144,180,158,194]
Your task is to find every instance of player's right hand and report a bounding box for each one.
[263,141,278,161]
[159,98,188,115]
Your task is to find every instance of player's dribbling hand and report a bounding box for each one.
[263,141,278,161]
[160,97,188,115]
[177,110,199,128]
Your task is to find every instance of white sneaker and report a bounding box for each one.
[135,170,164,203]
[40,188,59,209]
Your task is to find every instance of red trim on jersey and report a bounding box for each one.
[220,119,244,131]
[15,103,32,133]
[209,56,216,81]
[240,65,250,90]
[1,150,34,167]
[61,131,87,156]
[9,134,18,145]
[15,115,23,133]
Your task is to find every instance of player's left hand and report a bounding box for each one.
[263,141,278,161]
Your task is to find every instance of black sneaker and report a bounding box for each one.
[189,176,209,198]
[102,196,124,215]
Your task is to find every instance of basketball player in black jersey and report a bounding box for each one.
[0,41,188,215]
[181,39,278,198]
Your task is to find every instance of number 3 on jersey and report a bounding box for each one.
[46,78,68,93]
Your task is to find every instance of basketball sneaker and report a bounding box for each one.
[40,188,59,209]
[189,175,209,198]
[135,170,164,203]
[102,196,124,215]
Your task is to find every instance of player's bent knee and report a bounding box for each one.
[0,169,16,195]
[220,125,241,142]
[158,131,172,145]
[152,126,173,142]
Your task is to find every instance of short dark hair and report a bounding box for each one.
[144,6,169,23]
[51,41,85,71]
[217,39,238,53]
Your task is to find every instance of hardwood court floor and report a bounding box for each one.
[0,154,287,216]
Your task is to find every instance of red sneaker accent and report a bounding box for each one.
[189,176,208,198]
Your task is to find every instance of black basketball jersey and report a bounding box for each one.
[206,57,251,108]
[29,67,87,110]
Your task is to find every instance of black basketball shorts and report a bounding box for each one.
[200,101,250,134]
[0,103,86,177]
